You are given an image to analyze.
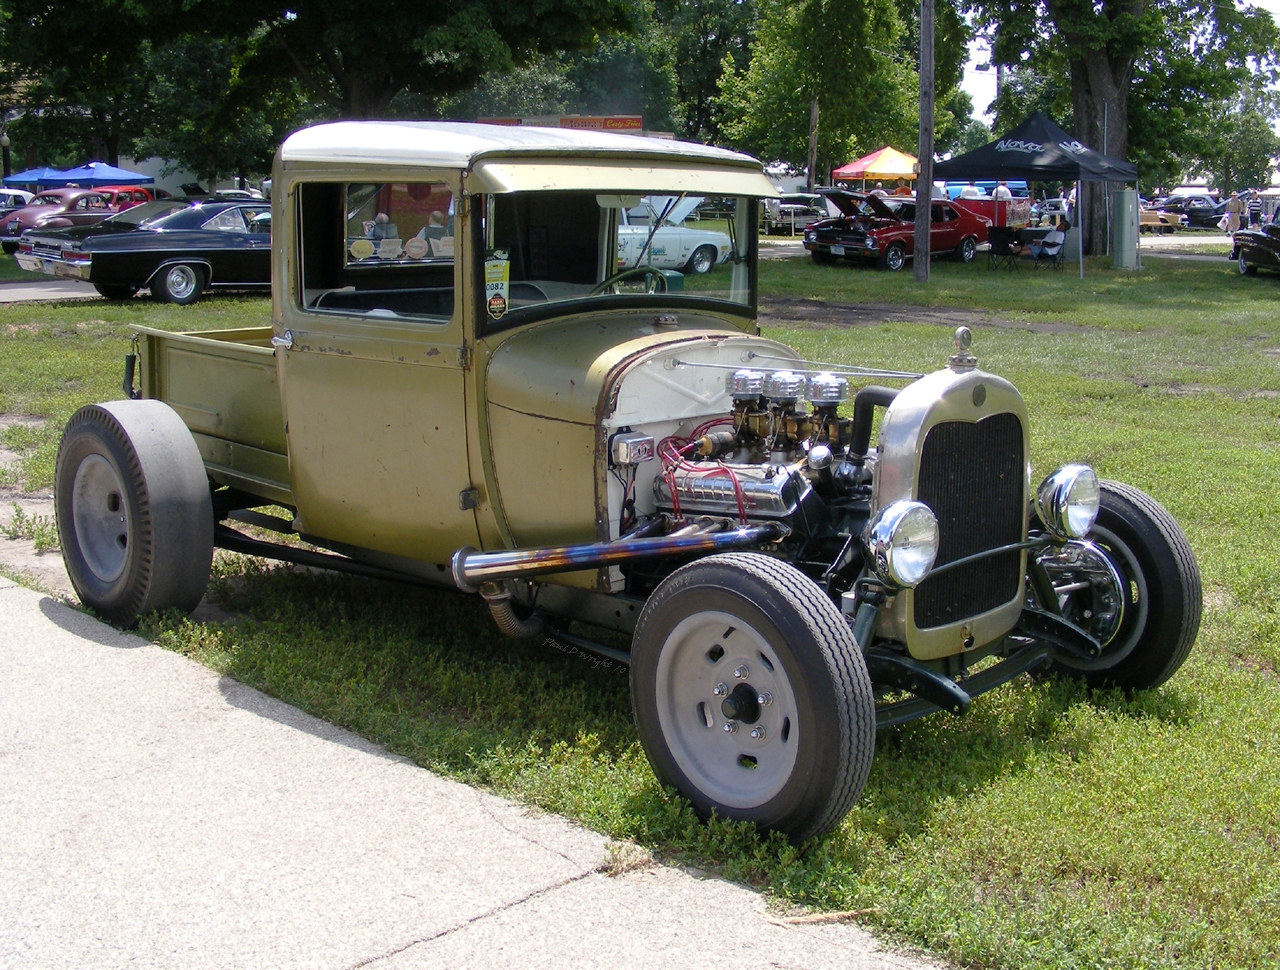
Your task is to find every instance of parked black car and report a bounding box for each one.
[14,199,271,303]
[1155,193,1225,229]
[1231,222,1280,276]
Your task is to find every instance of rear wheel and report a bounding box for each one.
[954,237,977,262]
[631,553,875,842]
[1037,481,1201,690]
[880,242,906,271]
[55,400,214,626]
[685,245,717,275]
[152,263,206,304]
[93,282,139,300]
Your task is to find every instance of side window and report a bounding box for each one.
[74,198,89,211]
[202,209,248,232]
[345,181,455,265]
[296,180,455,323]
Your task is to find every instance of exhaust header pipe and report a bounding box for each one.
[451,521,787,593]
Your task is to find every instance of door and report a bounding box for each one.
[277,178,479,564]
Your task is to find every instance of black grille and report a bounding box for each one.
[913,412,1024,629]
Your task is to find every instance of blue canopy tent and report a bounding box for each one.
[3,167,69,189]
[41,161,154,187]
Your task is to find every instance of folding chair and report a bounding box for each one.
[987,227,1021,271]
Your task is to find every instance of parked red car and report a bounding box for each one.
[2,188,116,253]
[804,189,990,270]
[95,185,155,211]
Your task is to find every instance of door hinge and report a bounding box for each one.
[459,487,480,511]
[457,345,473,369]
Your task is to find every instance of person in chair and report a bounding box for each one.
[1029,219,1067,260]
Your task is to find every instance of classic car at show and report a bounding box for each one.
[15,199,271,302]
[804,189,990,270]
[1231,221,1280,276]
[2,187,116,253]
[1139,205,1187,233]
[54,121,1201,842]
[617,196,732,274]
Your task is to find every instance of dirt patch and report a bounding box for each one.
[758,297,1087,334]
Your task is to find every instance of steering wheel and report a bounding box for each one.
[590,265,668,296]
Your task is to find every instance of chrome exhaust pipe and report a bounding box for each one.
[451,521,788,592]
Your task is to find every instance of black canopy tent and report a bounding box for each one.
[934,112,1138,276]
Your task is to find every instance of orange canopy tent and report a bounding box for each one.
[831,146,919,183]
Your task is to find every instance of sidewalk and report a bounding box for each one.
[0,577,937,970]
[0,277,95,302]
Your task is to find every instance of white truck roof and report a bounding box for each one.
[278,122,777,197]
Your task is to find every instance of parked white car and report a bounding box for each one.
[617,196,731,274]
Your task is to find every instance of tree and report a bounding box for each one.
[0,0,165,165]
[970,0,1279,252]
[1193,95,1280,194]
[716,0,945,176]
[200,0,638,119]
[135,37,309,185]
[654,0,758,142]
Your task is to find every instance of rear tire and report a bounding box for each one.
[631,553,875,842]
[93,283,139,300]
[55,400,214,626]
[152,263,206,305]
[954,237,977,262]
[1040,481,1201,691]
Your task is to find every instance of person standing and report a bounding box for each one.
[992,180,1013,200]
[1248,192,1262,228]
[960,180,984,199]
[1226,191,1243,234]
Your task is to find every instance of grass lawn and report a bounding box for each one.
[3,259,1280,970]
[0,253,39,282]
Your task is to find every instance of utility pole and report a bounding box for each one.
[914,0,934,282]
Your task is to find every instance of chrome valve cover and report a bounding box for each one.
[653,461,804,518]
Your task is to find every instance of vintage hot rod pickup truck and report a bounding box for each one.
[55,122,1201,841]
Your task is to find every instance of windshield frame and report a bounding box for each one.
[474,191,759,338]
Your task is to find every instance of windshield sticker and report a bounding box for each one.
[349,238,375,260]
[485,251,510,319]
[404,236,429,259]
[377,237,403,259]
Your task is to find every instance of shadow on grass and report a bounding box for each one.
[146,559,1197,887]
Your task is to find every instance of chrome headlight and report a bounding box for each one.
[863,500,940,588]
[1035,464,1100,539]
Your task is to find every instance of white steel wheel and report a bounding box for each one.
[1239,253,1258,276]
[70,453,132,584]
[631,553,875,842]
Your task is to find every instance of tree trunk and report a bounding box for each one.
[1050,0,1140,255]
[806,99,820,192]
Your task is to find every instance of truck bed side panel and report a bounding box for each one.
[135,325,293,506]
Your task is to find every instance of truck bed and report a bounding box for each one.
[133,325,292,506]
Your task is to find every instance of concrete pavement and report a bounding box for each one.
[0,577,938,970]
[0,277,95,302]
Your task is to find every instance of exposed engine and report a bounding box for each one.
[608,365,902,599]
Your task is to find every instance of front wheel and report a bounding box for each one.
[630,553,876,842]
[1239,253,1258,276]
[1036,480,1201,690]
[685,245,717,275]
[810,250,837,266]
[55,400,214,626]
[880,242,906,271]
[152,263,206,304]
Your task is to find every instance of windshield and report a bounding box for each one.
[479,190,755,330]
[103,200,188,227]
